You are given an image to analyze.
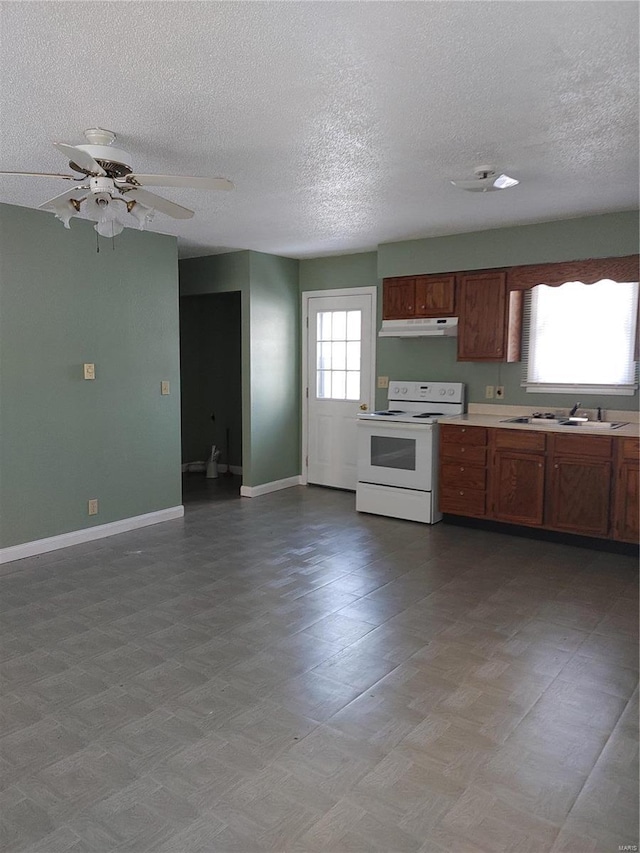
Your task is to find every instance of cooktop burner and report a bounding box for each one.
[413,412,444,418]
[373,410,405,415]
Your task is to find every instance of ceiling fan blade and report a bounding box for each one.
[126,188,194,219]
[53,142,106,177]
[38,187,88,209]
[0,170,78,180]
[118,174,234,191]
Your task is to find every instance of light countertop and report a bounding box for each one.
[441,413,639,439]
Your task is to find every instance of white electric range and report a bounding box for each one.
[356,380,466,523]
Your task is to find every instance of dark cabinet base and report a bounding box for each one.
[442,514,639,556]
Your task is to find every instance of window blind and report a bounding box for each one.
[522,280,639,395]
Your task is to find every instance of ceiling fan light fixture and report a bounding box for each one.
[51,200,78,229]
[450,165,520,193]
[95,218,125,238]
[128,201,154,230]
[492,173,519,190]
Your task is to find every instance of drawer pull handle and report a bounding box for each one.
[554,464,559,469]
[460,448,465,453]
[459,491,464,495]
[460,467,464,472]
[461,428,466,433]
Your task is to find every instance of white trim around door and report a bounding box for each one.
[301,286,377,487]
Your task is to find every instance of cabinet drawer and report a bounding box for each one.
[552,434,612,459]
[441,463,486,490]
[440,486,486,516]
[619,437,639,461]
[494,429,546,452]
[440,445,487,465]
[440,425,487,446]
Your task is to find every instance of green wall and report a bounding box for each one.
[179,250,300,487]
[248,252,300,485]
[179,292,242,466]
[300,213,640,412]
[0,204,182,549]
[378,212,640,277]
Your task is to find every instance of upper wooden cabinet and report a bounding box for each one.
[415,275,456,316]
[382,275,456,319]
[382,277,416,318]
[456,271,521,362]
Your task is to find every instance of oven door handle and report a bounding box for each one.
[356,421,433,432]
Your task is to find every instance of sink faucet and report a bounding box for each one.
[568,401,581,417]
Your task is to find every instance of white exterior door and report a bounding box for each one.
[304,288,376,490]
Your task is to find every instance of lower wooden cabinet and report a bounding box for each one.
[613,438,640,543]
[491,450,546,526]
[439,425,488,518]
[439,425,638,544]
[546,435,613,538]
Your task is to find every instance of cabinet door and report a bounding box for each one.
[491,450,545,526]
[457,272,507,361]
[414,275,456,317]
[613,459,639,543]
[382,278,415,319]
[548,457,612,537]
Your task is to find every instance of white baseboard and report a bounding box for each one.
[182,463,242,474]
[240,476,302,498]
[219,464,243,475]
[0,506,185,566]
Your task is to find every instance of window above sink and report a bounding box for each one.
[522,279,638,396]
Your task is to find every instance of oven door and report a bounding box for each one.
[357,420,435,490]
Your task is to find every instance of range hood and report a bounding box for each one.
[378,317,458,338]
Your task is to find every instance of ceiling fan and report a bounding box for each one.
[450,165,519,193]
[0,128,234,237]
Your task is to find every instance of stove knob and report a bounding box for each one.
[401,388,407,395]
[448,389,455,396]
[392,386,400,395]
[440,389,446,396]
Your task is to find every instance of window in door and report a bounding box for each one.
[316,310,361,400]
[523,280,638,395]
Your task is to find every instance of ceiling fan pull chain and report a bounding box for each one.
[96,230,100,254]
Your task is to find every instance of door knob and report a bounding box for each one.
[359,403,368,411]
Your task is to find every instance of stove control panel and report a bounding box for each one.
[388,381,465,404]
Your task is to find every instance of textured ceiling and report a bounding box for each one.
[1,1,638,259]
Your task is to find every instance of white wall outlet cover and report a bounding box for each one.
[161,381,170,395]
[88,499,98,515]
[83,363,96,380]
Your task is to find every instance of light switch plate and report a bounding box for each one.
[377,376,389,389]
[83,363,95,380]
[161,381,170,395]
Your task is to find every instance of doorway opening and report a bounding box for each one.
[179,292,242,506]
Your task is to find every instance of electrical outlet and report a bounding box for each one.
[495,385,505,399]
[377,376,389,389]
[161,381,170,395]
[83,363,95,380]
[88,499,98,516]
[485,385,494,399]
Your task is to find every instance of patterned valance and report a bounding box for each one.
[508,255,639,291]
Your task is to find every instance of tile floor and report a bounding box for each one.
[0,483,638,852]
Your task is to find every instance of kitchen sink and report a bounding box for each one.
[557,420,628,429]
[500,416,628,430]
[501,416,565,425]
